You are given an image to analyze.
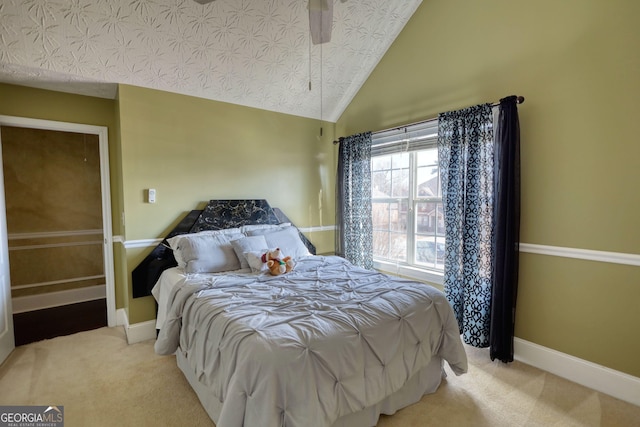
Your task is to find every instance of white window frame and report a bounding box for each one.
[370,119,444,287]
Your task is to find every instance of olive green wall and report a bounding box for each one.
[0,82,336,325]
[117,84,335,323]
[0,83,126,310]
[337,0,640,377]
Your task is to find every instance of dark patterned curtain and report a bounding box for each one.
[335,132,373,269]
[438,104,495,347]
[490,96,521,362]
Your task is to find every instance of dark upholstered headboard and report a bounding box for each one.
[131,199,315,298]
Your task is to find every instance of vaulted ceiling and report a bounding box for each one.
[0,0,421,122]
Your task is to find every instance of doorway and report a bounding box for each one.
[0,116,115,351]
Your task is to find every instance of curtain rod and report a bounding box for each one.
[333,95,525,144]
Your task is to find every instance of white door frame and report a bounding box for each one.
[0,135,14,363]
[0,115,116,327]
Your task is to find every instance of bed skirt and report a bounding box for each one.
[176,350,445,427]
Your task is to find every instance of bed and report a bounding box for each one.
[146,200,468,427]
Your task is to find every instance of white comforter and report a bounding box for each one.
[155,256,467,427]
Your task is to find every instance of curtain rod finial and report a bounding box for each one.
[517,96,525,104]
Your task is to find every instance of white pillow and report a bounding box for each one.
[247,226,310,259]
[167,228,242,269]
[231,235,269,269]
[244,250,269,273]
[170,232,243,273]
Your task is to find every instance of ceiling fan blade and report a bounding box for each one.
[309,0,330,11]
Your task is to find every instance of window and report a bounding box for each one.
[371,120,445,275]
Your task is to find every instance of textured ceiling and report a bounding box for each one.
[0,0,421,122]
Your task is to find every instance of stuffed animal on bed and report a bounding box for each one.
[261,248,294,276]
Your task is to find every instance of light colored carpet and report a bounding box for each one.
[0,326,638,427]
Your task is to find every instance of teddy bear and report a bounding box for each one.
[260,248,294,276]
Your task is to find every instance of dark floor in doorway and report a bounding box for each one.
[13,299,107,346]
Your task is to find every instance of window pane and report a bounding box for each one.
[372,201,407,262]
[389,232,406,262]
[415,202,438,234]
[372,200,391,260]
[436,203,445,236]
[391,152,409,169]
[390,200,408,231]
[415,201,445,269]
[372,202,391,229]
[373,201,408,231]
[391,168,409,197]
[372,170,391,197]
[373,231,407,262]
[415,202,445,237]
[415,236,445,268]
[417,165,438,197]
[373,230,390,259]
[415,237,436,266]
[417,149,440,197]
[372,155,391,171]
[417,149,438,167]
[435,235,446,270]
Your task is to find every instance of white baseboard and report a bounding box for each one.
[115,308,127,327]
[117,308,156,344]
[514,338,640,407]
[12,285,106,313]
[125,320,156,344]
